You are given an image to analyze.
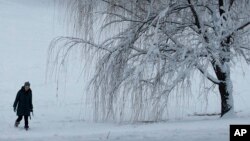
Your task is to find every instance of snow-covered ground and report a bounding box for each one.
[0,116,249,141]
[0,0,250,141]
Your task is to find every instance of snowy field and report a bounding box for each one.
[0,0,250,141]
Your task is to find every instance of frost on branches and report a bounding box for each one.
[50,0,250,122]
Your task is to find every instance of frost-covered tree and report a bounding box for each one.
[50,0,250,121]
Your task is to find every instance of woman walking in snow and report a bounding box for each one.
[13,81,33,130]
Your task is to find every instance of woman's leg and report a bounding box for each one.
[16,116,23,122]
[24,115,29,128]
[15,116,23,127]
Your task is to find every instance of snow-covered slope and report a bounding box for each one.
[0,0,249,141]
[0,116,249,141]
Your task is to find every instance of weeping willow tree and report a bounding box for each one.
[49,0,250,122]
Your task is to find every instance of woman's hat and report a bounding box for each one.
[24,81,30,86]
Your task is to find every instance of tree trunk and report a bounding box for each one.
[213,0,235,116]
[213,62,235,117]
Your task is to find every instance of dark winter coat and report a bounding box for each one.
[13,87,33,116]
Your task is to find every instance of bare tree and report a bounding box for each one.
[49,0,250,122]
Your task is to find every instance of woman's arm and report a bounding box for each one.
[13,91,20,109]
